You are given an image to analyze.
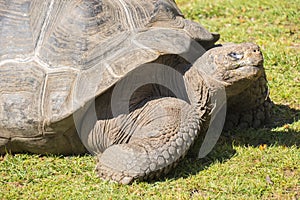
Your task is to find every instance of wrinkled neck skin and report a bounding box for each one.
[183,65,212,109]
[227,71,269,111]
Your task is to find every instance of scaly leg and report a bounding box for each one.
[92,97,205,184]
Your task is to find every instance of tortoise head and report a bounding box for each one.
[195,42,264,97]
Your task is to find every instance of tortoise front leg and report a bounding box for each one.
[92,97,202,184]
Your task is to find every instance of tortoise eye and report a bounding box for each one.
[228,52,243,60]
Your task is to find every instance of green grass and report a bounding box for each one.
[1,0,299,199]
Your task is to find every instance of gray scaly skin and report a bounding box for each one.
[87,43,269,184]
[82,60,212,184]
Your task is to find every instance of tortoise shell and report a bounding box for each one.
[0,0,218,154]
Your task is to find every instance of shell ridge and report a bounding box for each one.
[34,0,55,56]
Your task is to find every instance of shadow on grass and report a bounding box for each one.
[163,103,299,181]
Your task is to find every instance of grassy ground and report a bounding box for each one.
[1,0,299,199]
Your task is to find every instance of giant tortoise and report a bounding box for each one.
[0,0,271,184]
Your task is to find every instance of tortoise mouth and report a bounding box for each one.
[224,64,264,97]
[229,60,263,70]
[228,64,263,80]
